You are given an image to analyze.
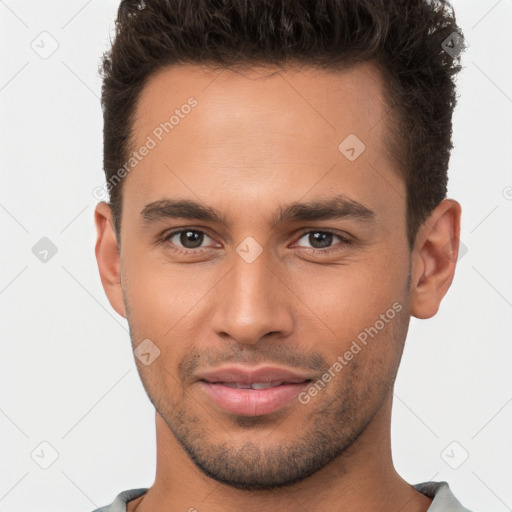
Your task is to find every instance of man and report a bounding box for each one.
[92,0,473,510]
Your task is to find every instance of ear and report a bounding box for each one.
[410,198,462,319]
[94,202,127,318]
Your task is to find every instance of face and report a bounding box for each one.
[104,62,415,489]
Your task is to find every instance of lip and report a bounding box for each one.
[195,365,312,385]
[195,365,313,416]
[199,381,310,416]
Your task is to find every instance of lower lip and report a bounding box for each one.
[199,381,310,416]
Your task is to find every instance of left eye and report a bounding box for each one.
[295,231,347,250]
[165,229,215,250]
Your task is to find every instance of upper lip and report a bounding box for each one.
[196,365,313,384]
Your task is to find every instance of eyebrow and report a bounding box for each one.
[140,195,376,227]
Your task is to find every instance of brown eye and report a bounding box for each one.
[307,232,333,249]
[164,229,214,251]
[295,230,349,251]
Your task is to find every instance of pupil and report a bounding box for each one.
[310,232,332,249]
[180,230,203,248]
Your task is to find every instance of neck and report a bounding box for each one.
[131,393,432,512]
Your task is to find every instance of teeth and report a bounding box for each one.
[222,381,284,389]
[250,381,283,389]
[223,383,252,389]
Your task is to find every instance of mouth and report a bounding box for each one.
[195,366,314,416]
[217,380,296,389]
[198,380,312,416]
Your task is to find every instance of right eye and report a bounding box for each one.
[162,229,218,253]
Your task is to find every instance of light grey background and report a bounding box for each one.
[0,1,511,510]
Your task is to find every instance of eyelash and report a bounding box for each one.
[159,228,352,256]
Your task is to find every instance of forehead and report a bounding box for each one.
[132,60,389,154]
[125,61,403,225]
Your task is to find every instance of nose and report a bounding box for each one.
[210,249,295,345]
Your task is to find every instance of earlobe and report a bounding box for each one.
[410,199,462,319]
[94,202,127,318]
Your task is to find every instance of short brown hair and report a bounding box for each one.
[99,0,465,248]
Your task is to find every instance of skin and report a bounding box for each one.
[95,61,461,512]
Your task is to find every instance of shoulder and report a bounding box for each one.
[413,481,475,512]
[89,488,149,512]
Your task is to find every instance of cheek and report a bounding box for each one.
[122,249,203,334]
[289,254,409,372]
[121,254,210,380]
[294,257,406,326]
